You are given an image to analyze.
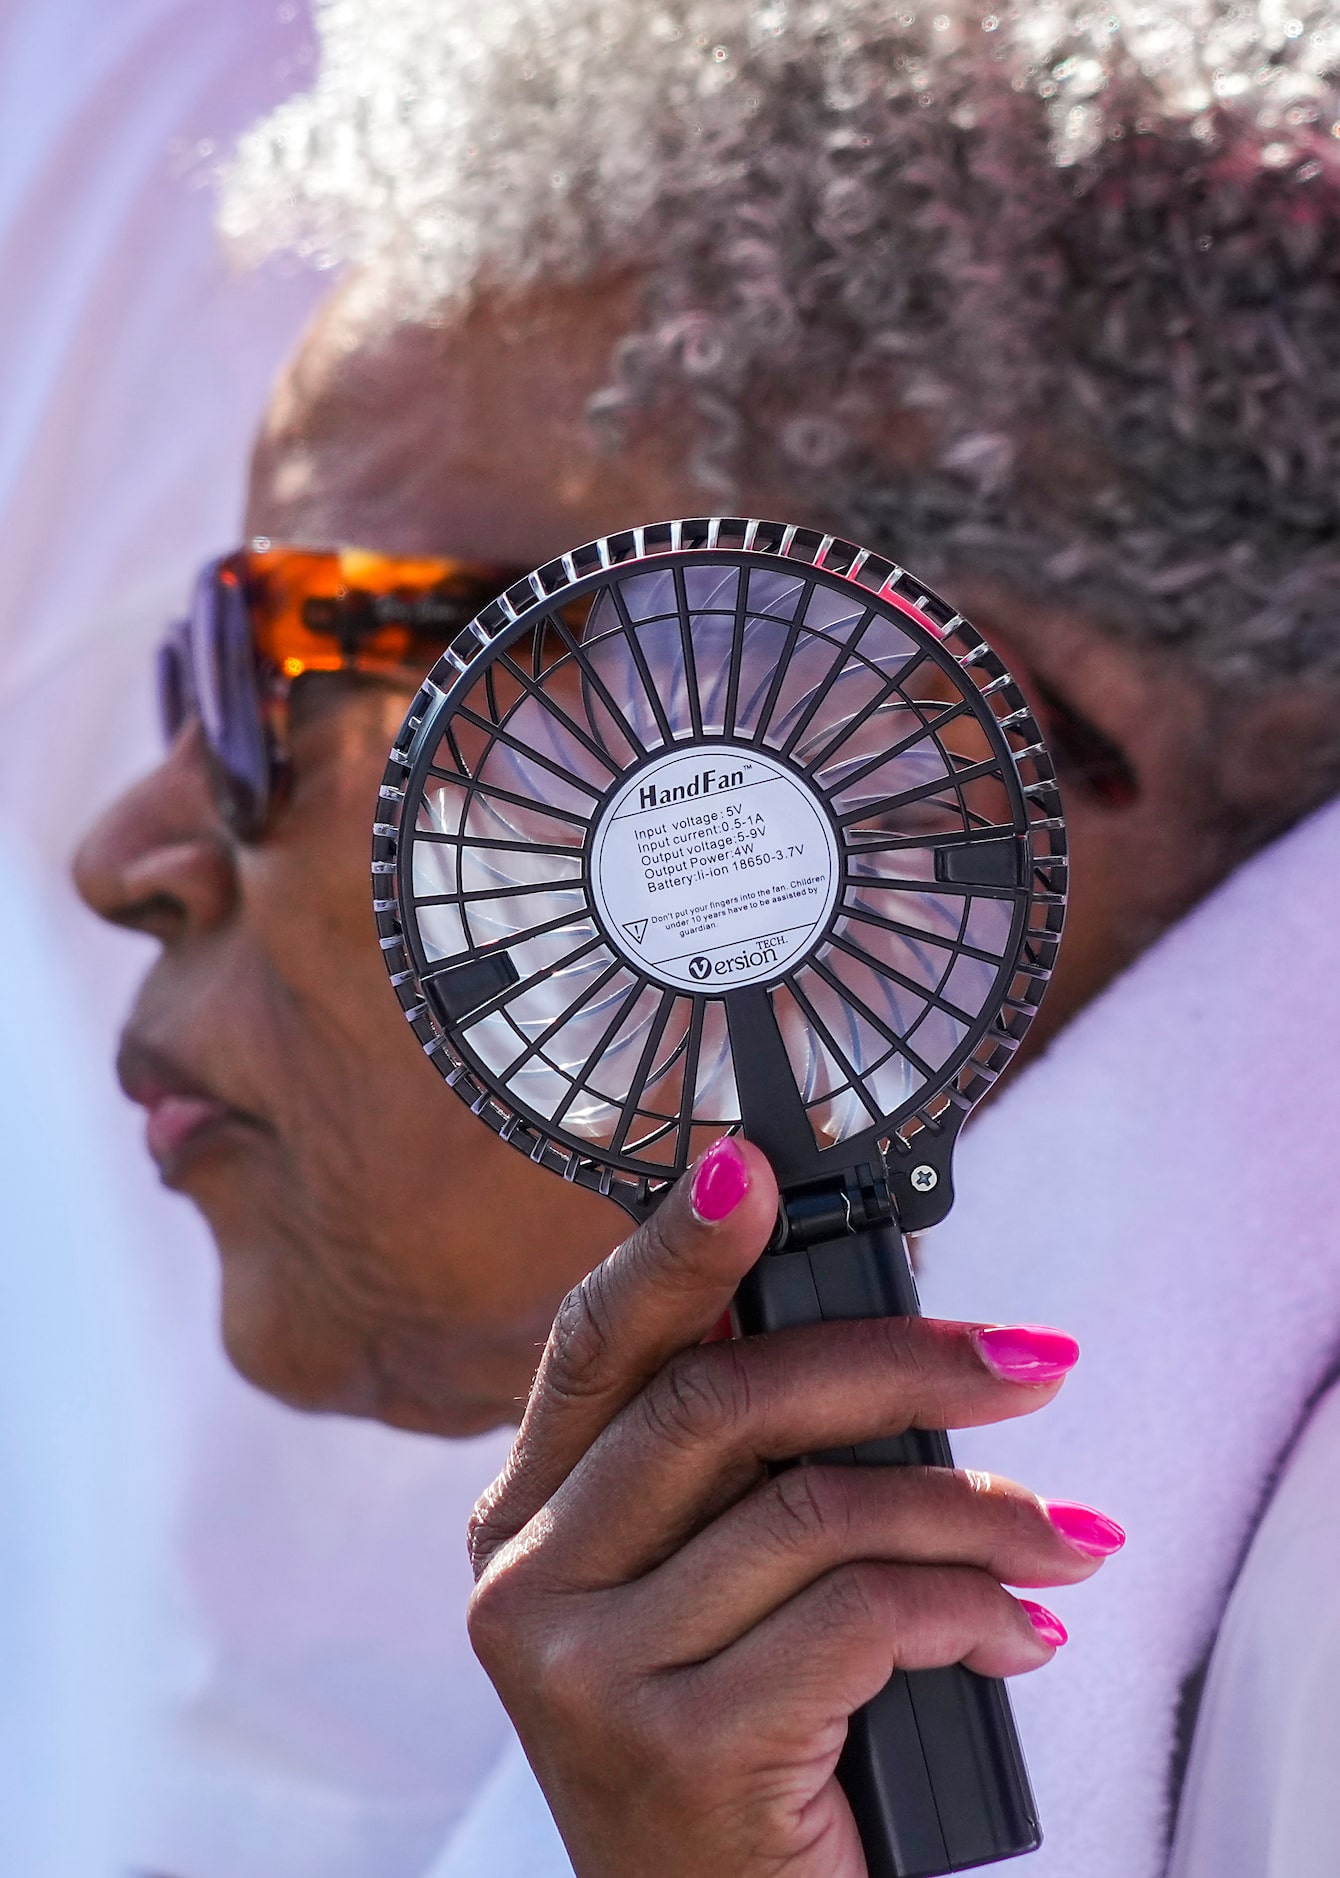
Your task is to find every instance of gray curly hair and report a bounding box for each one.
[222,0,1340,690]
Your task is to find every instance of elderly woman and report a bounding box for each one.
[77,1,1340,1874]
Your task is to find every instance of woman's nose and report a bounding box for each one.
[73,720,239,942]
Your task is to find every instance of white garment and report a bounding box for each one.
[0,7,514,1874]
[426,791,1340,1878]
[423,1737,569,1878]
[919,790,1340,1878]
[0,838,160,1874]
[1168,1376,1340,1878]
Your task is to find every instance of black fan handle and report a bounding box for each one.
[733,1220,1041,1877]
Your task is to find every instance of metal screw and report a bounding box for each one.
[910,1164,938,1193]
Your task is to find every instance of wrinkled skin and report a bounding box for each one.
[76,272,1334,1431]
[467,1141,1106,1878]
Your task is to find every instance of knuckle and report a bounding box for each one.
[543,1262,622,1406]
[465,1501,501,1582]
[936,1559,996,1616]
[878,1314,934,1380]
[641,1344,752,1452]
[921,1562,1012,1649]
[767,1465,850,1554]
[465,1560,530,1674]
[804,1555,1026,1676]
[466,1472,518,1580]
[875,1317,974,1420]
[532,1619,596,1704]
[526,1612,626,1741]
[469,1568,609,1716]
[816,1561,886,1637]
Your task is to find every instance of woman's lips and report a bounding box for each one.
[143,1092,230,1166]
[116,1036,260,1176]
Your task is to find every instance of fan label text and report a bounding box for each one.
[590,742,840,992]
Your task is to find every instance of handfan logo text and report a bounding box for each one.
[637,764,748,812]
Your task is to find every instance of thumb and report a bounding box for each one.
[470,1136,777,1572]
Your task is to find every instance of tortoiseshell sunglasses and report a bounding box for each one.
[157,544,524,839]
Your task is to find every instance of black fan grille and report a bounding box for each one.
[373,519,1065,1219]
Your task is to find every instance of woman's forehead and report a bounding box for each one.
[245,275,695,559]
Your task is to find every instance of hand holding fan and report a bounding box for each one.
[372,516,1066,1876]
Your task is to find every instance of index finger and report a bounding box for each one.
[470,1136,778,1572]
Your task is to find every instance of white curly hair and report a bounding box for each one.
[222,0,1340,689]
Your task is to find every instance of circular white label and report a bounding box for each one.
[589,743,840,992]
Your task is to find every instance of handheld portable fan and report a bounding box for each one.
[373,516,1066,1878]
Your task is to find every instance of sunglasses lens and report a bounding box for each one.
[188,563,272,837]
[156,634,189,742]
[166,545,520,841]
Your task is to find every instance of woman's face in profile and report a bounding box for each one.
[72,267,1256,1437]
[70,280,701,1435]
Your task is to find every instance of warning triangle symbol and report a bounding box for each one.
[624,919,648,945]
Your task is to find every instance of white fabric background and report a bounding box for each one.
[920,791,1340,1878]
[0,6,514,1875]
[423,1738,569,1878]
[1168,1375,1340,1878]
[0,838,160,1876]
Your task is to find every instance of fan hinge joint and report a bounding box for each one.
[768,1165,893,1252]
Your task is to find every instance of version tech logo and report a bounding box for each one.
[688,942,780,982]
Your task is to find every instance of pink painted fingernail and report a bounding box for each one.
[1044,1500,1126,1558]
[1019,1600,1068,1648]
[973,1324,1080,1384]
[691,1137,750,1223]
